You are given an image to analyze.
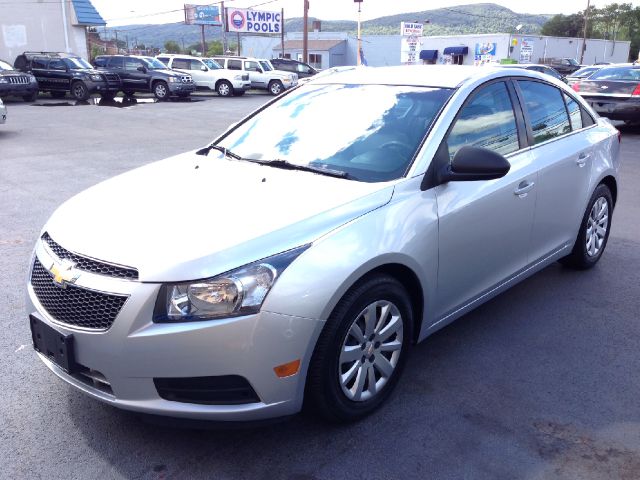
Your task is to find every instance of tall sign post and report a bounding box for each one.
[400,22,423,65]
[580,0,591,64]
[355,0,363,66]
[303,0,309,63]
[184,4,222,55]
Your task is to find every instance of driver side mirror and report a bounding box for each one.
[438,146,511,183]
[201,65,208,71]
[137,65,147,73]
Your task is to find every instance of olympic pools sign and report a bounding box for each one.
[227,9,282,34]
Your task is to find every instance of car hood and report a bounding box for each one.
[272,69,295,78]
[44,151,394,282]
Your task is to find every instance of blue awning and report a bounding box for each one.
[443,46,469,55]
[419,49,438,60]
[71,0,106,26]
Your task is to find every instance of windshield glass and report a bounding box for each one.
[0,60,13,70]
[591,66,640,81]
[203,59,221,69]
[260,61,273,71]
[567,59,580,66]
[63,57,92,69]
[217,84,453,182]
[142,57,168,70]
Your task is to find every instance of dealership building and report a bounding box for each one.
[242,30,631,68]
[0,0,105,63]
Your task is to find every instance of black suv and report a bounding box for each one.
[93,55,195,100]
[270,58,318,78]
[0,59,39,101]
[13,52,120,101]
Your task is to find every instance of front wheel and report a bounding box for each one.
[23,92,37,102]
[234,90,246,97]
[560,183,613,269]
[71,81,89,101]
[268,80,284,95]
[216,80,233,97]
[305,274,413,422]
[153,81,169,100]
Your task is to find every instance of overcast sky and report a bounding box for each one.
[94,0,640,26]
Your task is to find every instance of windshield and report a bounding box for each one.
[260,61,273,71]
[142,57,168,70]
[567,59,580,66]
[217,84,453,182]
[571,67,598,78]
[0,60,13,70]
[63,57,93,69]
[590,66,640,81]
[203,59,221,70]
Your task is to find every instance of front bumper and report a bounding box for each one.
[26,242,323,421]
[583,96,640,121]
[0,105,6,124]
[0,83,38,98]
[168,82,196,95]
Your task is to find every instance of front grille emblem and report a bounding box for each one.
[49,258,80,288]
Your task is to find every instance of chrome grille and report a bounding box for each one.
[181,75,193,83]
[42,233,138,280]
[7,76,30,84]
[31,258,127,330]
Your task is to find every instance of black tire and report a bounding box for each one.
[560,183,613,269]
[123,91,135,97]
[23,92,37,102]
[216,80,233,97]
[153,81,169,100]
[71,81,89,101]
[305,274,413,422]
[234,90,245,96]
[268,80,284,96]
[51,91,66,99]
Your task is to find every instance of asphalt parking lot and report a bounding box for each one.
[1,92,640,480]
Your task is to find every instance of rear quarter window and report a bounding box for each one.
[517,80,571,145]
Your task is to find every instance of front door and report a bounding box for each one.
[244,60,266,88]
[435,81,538,319]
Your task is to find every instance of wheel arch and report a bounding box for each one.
[599,175,617,207]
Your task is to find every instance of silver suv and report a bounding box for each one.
[213,56,297,95]
[156,54,251,97]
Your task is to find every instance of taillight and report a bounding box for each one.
[632,83,640,96]
[572,82,580,92]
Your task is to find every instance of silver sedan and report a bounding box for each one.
[27,66,620,422]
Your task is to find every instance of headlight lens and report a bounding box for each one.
[30,76,37,83]
[89,74,102,81]
[155,245,308,322]
[0,78,8,84]
[169,76,180,83]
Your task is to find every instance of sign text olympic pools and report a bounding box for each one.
[226,9,282,33]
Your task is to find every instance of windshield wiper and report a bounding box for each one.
[244,158,353,179]
[196,144,243,160]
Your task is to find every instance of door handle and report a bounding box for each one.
[577,152,590,167]
[514,181,535,197]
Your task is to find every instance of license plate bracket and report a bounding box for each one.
[30,315,77,373]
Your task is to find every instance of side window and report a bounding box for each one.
[244,61,260,72]
[563,93,582,131]
[191,59,204,70]
[227,59,241,70]
[446,81,520,158]
[32,57,48,69]
[49,59,66,71]
[518,80,571,144]
[125,58,143,71]
[108,57,124,68]
[172,58,190,70]
[94,57,107,67]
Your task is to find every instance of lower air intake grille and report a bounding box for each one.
[154,375,260,405]
[31,258,127,330]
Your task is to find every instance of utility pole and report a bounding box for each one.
[303,0,309,62]
[580,0,591,64]
[355,0,363,66]
[281,8,285,58]
[201,24,206,56]
[237,31,241,55]
[114,29,118,54]
[221,1,228,54]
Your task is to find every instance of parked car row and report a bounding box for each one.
[1,51,301,102]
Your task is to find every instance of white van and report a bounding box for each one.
[156,54,251,97]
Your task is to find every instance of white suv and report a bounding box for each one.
[213,56,298,95]
[156,54,251,97]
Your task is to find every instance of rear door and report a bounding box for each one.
[47,58,69,92]
[30,56,50,90]
[435,80,538,319]
[516,80,594,261]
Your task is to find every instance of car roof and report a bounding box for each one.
[316,65,503,88]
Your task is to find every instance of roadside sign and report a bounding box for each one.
[184,4,222,26]
[227,8,282,33]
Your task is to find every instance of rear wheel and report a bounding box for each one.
[123,90,135,97]
[216,80,232,97]
[268,80,284,95]
[71,81,89,101]
[560,183,613,269]
[153,81,169,100]
[305,274,413,422]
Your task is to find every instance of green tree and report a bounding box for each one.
[206,41,223,56]
[540,13,587,37]
[164,40,181,53]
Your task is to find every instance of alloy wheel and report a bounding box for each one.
[586,196,609,257]
[338,300,403,402]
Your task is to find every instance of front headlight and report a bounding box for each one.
[154,245,308,322]
[168,76,181,83]
[89,74,102,81]
[0,78,8,84]
[30,76,37,83]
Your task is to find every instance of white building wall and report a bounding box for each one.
[0,0,89,63]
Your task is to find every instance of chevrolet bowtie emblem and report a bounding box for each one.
[49,258,79,288]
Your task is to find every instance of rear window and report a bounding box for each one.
[518,80,571,145]
[227,59,242,70]
[93,57,107,67]
[590,67,640,81]
[107,57,124,68]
